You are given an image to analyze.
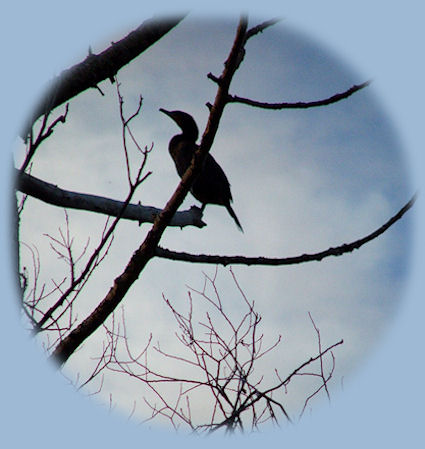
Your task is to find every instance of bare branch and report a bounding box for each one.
[245,17,282,41]
[266,338,343,399]
[100,269,342,432]
[308,312,331,401]
[20,105,69,172]
[50,16,250,366]
[227,81,371,110]
[15,169,206,228]
[115,77,146,187]
[22,15,186,138]
[154,194,416,266]
[35,211,114,331]
[33,87,158,332]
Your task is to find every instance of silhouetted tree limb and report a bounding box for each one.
[16,169,206,229]
[207,19,370,113]
[20,105,70,172]
[154,194,416,266]
[22,15,186,139]
[50,16,250,366]
[244,17,282,41]
[226,81,371,110]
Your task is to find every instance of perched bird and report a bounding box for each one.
[160,108,243,231]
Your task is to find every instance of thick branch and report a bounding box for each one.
[155,194,416,265]
[227,81,371,110]
[15,170,206,228]
[22,15,186,138]
[50,17,249,366]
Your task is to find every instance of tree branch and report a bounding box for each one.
[50,16,250,366]
[154,194,416,266]
[22,15,186,138]
[20,105,70,172]
[244,17,282,41]
[227,81,371,110]
[15,169,206,228]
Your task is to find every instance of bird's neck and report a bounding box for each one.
[178,121,198,142]
[185,128,198,142]
[169,134,195,152]
[173,130,197,144]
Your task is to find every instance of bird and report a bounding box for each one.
[160,108,243,232]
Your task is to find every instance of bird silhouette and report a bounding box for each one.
[160,108,243,231]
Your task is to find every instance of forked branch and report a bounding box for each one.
[100,269,342,433]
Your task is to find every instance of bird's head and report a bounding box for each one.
[159,108,199,141]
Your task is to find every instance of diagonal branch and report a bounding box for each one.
[22,15,186,138]
[50,16,250,366]
[15,169,206,228]
[154,194,416,266]
[227,81,371,110]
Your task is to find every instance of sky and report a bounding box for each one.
[1,1,424,448]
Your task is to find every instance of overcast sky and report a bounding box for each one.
[16,16,413,430]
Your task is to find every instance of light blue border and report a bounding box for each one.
[1,1,423,447]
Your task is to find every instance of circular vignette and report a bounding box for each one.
[8,9,418,443]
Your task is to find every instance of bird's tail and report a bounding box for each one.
[226,204,244,232]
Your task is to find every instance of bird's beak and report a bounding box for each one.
[159,108,171,117]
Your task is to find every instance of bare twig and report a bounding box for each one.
[20,105,69,172]
[245,17,282,41]
[115,77,146,186]
[101,269,342,433]
[35,86,153,331]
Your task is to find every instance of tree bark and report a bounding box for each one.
[22,15,186,138]
[16,170,206,228]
